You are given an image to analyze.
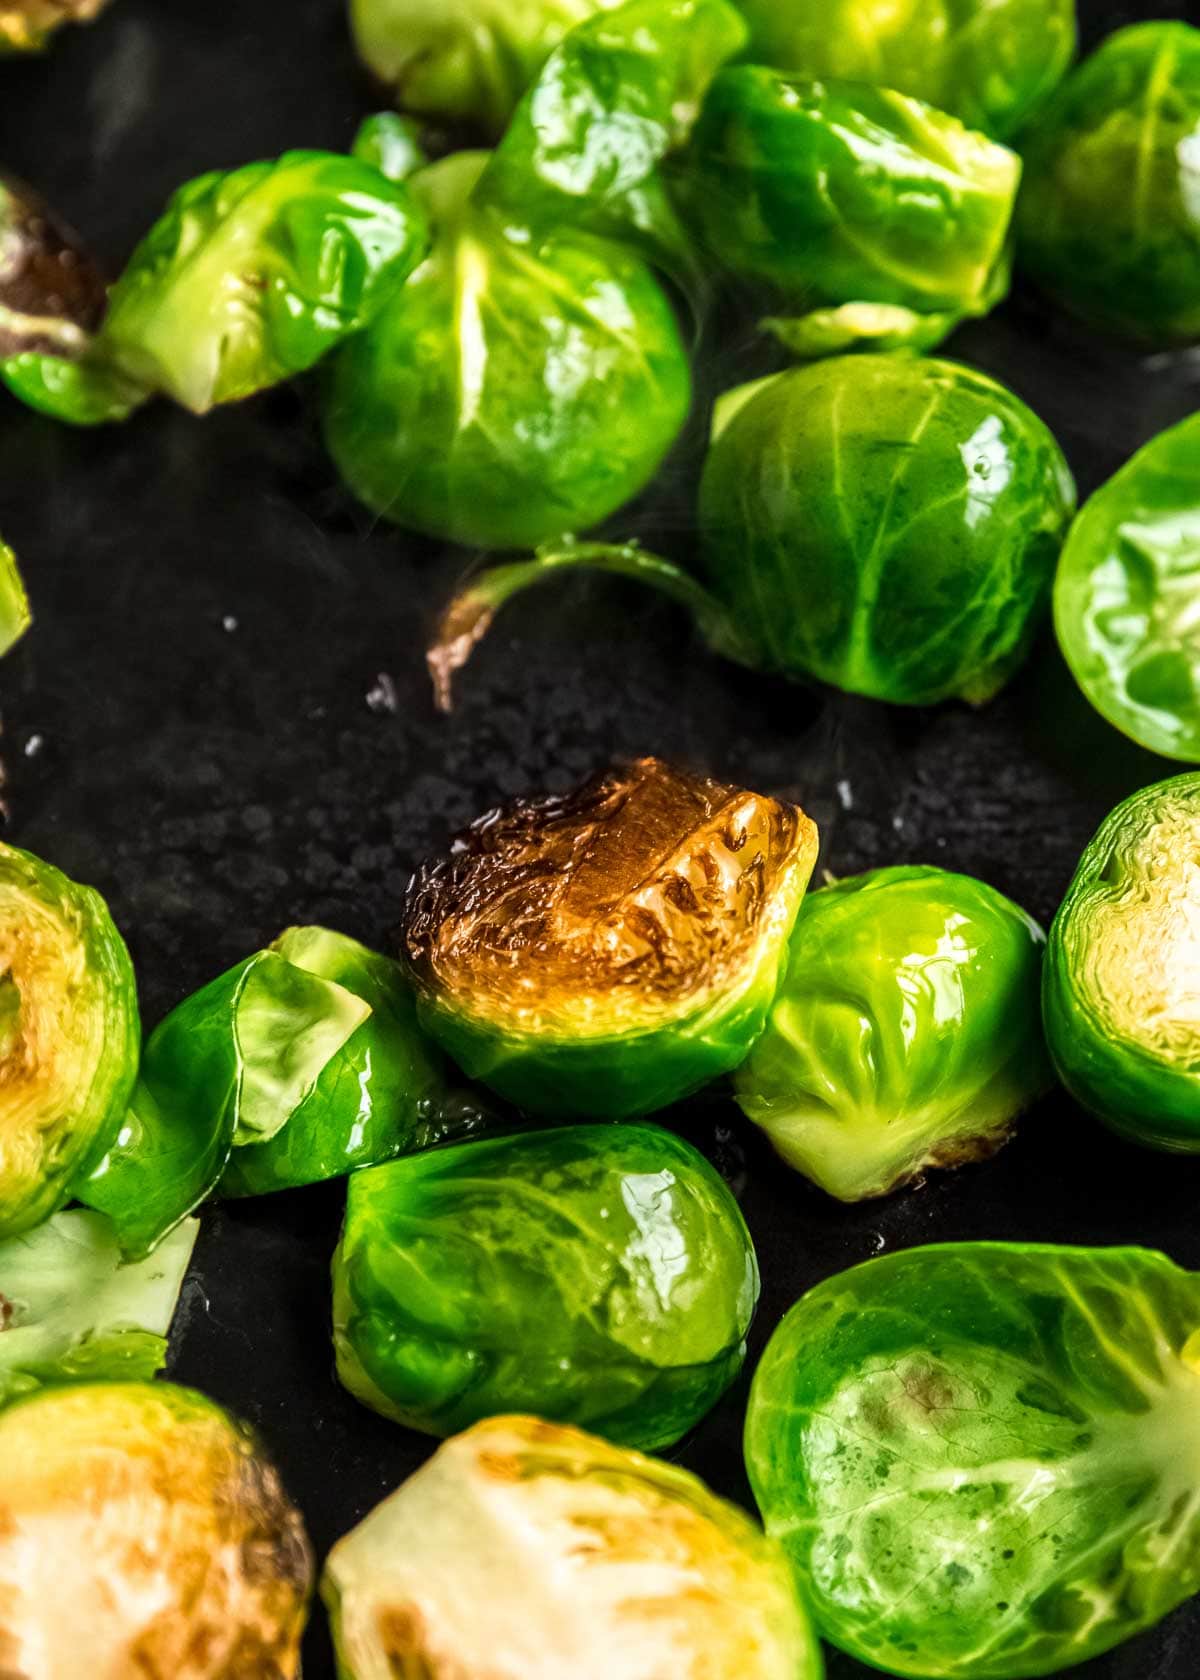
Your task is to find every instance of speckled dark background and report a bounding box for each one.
[2,2,1199,1674]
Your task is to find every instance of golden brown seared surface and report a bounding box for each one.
[403,758,815,1036]
[0,169,106,355]
[0,0,109,52]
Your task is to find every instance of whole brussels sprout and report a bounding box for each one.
[433,357,1076,708]
[678,67,1020,356]
[324,1413,823,1680]
[0,1209,197,1405]
[735,866,1050,1201]
[333,1123,757,1448]
[1017,23,1200,348]
[402,757,818,1117]
[81,925,464,1258]
[0,1380,312,1675]
[1055,411,1200,761]
[0,0,109,52]
[0,842,139,1241]
[746,1241,1200,1678]
[735,0,1076,143]
[2,149,430,421]
[1043,773,1200,1151]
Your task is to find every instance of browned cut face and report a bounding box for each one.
[0,0,108,50]
[403,757,815,1035]
[0,171,106,355]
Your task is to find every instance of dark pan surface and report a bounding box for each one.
[1,3,1198,1674]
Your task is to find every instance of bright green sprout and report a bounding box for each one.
[746,1241,1200,1677]
[1043,772,1200,1150]
[735,866,1050,1201]
[324,1414,823,1680]
[1018,22,1200,347]
[333,1123,758,1448]
[0,541,30,656]
[401,757,818,1118]
[0,1381,312,1676]
[0,1209,197,1405]
[0,841,139,1241]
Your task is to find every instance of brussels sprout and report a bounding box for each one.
[0,1208,197,1405]
[348,0,620,135]
[3,150,430,422]
[433,357,1076,708]
[1054,413,1200,760]
[0,539,30,656]
[735,866,1050,1201]
[0,1380,312,1674]
[324,1413,823,1680]
[0,0,109,52]
[1043,773,1200,1151]
[736,0,1076,143]
[333,1123,757,1447]
[0,842,139,1241]
[402,757,818,1117]
[747,1240,1200,1678]
[0,170,107,358]
[351,111,428,183]
[81,925,457,1257]
[677,68,1020,355]
[1018,23,1200,348]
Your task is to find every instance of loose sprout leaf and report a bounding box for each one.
[0,1210,198,1405]
[0,347,148,425]
[332,1124,759,1448]
[0,541,30,656]
[746,1241,1200,1678]
[0,0,109,52]
[324,1415,822,1680]
[350,111,428,182]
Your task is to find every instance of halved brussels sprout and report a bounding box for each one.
[1054,411,1200,761]
[678,68,1020,355]
[0,1208,197,1405]
[433,357,1076,708]
[0,842,139,1241]
[81,925,459,1257]
[0,1380,312,1675]
[0,0,109,52]
[0,170,107,358]
[1018,23,1200,347]
[333,1123,757,1448]
[324,1414,823,1680]
[746,1241,1200,1678]
[735,866,1050,1201]
[1043,773,1200,1150]
[3,150,430,421]
[735,0,1076,143]
[402,757,818,1117]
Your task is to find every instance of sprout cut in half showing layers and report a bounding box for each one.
[746,1242,1200,1678]
[0,841,139,1241]
[401,757,818,1117]
[323,1413,823,1680]
[1043,772,1200,1150]
[0,1381,313,1677]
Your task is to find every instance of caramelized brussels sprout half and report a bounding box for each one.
[678,68,1020,355]
[434,357,1076,708]
[81,926,458,1257]
[324,1414,823,1680]
[1018,23,1200,348]
[735,866,1050,1201]
[0,842,139,1241]
[0,170,106,358]
[333,1123,757,1448]
[735,0,1076,143]
[402,758,818,1117]
[0,0,109,52]
[3,150,430,421]
[1043,773,1200,1150]
[0,1381,312,1675]
[1055,411,1200,760]
[0,1209,197,1405]
[746,1241,1200,1678]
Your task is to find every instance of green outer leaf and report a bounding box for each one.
[0,349,147,426]
[350,112,428,183]
[746,1241,1200,1678]
[0,1210,197,1406]
[1043,772,1200,1150]
[0,541,30,655]
[1054,411,1200,761]
[0,842,139,1241]
[735,865,1050,1201]
[1017,22,1200,348]
[332,1123,758,1449]
[736,0,1076,143]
